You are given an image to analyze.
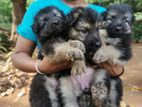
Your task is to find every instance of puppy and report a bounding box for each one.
[58,7,102,107]
[30,6,102,107]
[32,6,85,70]
[93,3,134,65]
[91,4,134,107]
[30,6,86,107]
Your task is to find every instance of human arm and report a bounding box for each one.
[11,35,71,74]
[98,62,124,77]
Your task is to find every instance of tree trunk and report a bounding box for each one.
[10,0,26,42]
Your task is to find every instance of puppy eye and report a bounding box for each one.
[96,25,102,31]
[107,15,115,20]
[124,17,129,22]
[53,13,56,16]
[41,21,45,26]
[81,28,88,34]
[43,18,48,21]
[52,13,58,17]
[112,15,116,19]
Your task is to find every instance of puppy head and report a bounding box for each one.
[32,6,65,38]
[102,4,134,37]
[66,7,101,42]
[66,7,102,63]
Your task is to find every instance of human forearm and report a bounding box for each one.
[11,52,71,73]
[11,52,37,73]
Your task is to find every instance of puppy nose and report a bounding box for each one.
[116,26,122,31]
[115,22,123,31]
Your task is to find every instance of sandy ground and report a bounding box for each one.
[0,44,142,107]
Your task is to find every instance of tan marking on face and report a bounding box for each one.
[98,29,108,42]
[53,9,61,17]
[69,20,94,42]
[69,28,80,40]
[78,21,91,29]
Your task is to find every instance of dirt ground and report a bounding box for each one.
[0,44,142,107]
[122,44,142,107]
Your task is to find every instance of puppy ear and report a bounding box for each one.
[95,14,104,29]
[66,8,82,26]
[65,13,80,26]
[32,23,39,34]
[101,11,107,21]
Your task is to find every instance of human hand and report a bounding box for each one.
[38,57,71,74]
[98,62,124,77]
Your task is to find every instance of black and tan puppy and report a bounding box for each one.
[93,3,134,65]
[32,6,85,66]
[30,6,102,107]
[91,4,135,107]
[30,6,86,107]
[58,7,102,107]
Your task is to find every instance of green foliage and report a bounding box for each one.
[85,0,142,12]
[132,12,142,42]
[135,12,142,21]
[133,23,142,42]
[0,34,12,53]
[0,0,33,24]
[27,0,34,6]
[85,0,109,4]
[0,1,12,23]
[0,23,11,31]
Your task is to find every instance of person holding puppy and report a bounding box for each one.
[11,0,124,77]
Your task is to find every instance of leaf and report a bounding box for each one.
[0,45,7,53]
[125,85,142,92]
[120,101,136,107]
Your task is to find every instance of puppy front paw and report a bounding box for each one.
[68,48,85,61]
[93,48,109,63]
[68,40,86,53]
[71,61,86,76]
[111,58,127,65]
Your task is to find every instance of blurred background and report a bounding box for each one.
[0,0,142,107]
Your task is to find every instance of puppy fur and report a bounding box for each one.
[91,4,134,107]
[30,6,85,107]
[32,6,83,64]
[58,7,103,107]
[93,4,134,65]
[30,6,102,107]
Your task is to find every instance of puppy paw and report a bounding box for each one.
[68,40,86,53]
[71,61,86,76]
[68,48,85,61]
[91,81,108,107]
[111,58,127,65]
[93,48,109,63]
